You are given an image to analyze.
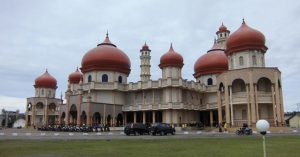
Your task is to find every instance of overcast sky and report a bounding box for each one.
[0,0,299,113]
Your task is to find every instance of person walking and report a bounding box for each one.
[218,122,222,132]
[224,123,227,132]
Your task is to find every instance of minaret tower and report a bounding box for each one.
[216,22,230,49]
[140,42,151,82]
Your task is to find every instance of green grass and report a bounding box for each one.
[0,136,299,157]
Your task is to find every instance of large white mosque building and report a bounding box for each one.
[25,20,285,128]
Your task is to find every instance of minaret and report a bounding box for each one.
[216,22,230,49]
[140,42,151,82]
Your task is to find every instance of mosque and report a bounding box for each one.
[25,20,285,128]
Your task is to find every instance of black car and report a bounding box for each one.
[150,123,175,136]
[124,123,150,136]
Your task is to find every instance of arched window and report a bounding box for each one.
[207,78,213,85]
[239,56,244,66]
[232,79,246,93]
[41,89,44,95]
[88,75,92,82]
[118,76,122,83]
[102,74,108,82]
[252,55,257,65]
[230,58,233,69]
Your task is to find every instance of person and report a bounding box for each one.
[224,123,227,132]
[218,122,222,132]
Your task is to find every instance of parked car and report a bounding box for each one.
[150,123,175,136]
[124,123,150,136]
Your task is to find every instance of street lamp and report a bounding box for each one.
[256,119,270,157]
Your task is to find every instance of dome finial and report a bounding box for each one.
[98,30,116,47]
[170,43,174,52]
[242,17,246,24]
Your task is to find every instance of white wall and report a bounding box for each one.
[35,88,56,98]
[162,67,181,79]
[196,74,217,86]
[83,71,127,83]
[228,50,265,70]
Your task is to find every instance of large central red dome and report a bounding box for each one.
[226,20,268,55]
[194,42,228,78]
[81,35,131,75]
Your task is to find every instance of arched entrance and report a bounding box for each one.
[69,104,77,125]
[116,113,123,126]
[93,112,101,125]
[81,111,87,125]
[107,115,111,127]
[156,111,163,123]
[61,112,66,125]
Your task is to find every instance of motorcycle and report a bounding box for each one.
[236,123,252,135]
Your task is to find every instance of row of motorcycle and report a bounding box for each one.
[37,125,110,132]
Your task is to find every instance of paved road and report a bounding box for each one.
[0,128,299,140]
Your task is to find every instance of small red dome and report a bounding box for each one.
[194,42,228,78]
[69,68,83,84]
[159,44,184,69]
[140,42,151,51]
[35,70,57,89]
[81,34,131,75]
[226,20,268,55]
[216,23,230,34]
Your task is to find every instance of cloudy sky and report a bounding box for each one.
[0,0,299,113]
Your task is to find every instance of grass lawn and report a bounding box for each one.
[0,136,299,157]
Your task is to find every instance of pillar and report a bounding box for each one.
[217,90,222,123]
[152,111,156,123]
[77,95,82,126]
[134,112,137,123]
[86,97,91,126]
[249,83,256,125]
[275,82,282,125]
[279,86,285,126]
[246,84,251,126]
[143,111,146,124]
[271,85,277,126]
[209,110,213,127]
[254,84,259,121]
[224,85,230,125]
[229,86,233,126]
[124,112,127,125]
[32,104,36,127]
[45,100,48,126]
[66,96,70,125]
[103,104,106,125]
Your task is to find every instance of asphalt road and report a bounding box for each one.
[0,128,299,140]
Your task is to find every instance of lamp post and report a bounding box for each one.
[256,119,270,157]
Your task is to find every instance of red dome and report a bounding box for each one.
[226,20,268,55]
[216,23,230,34]
[34,70,57,89]
[140,42,151,51]
[69,68,83,84]
[194,42,228,78]
[159,44,184,69]
[81,35,131,75]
